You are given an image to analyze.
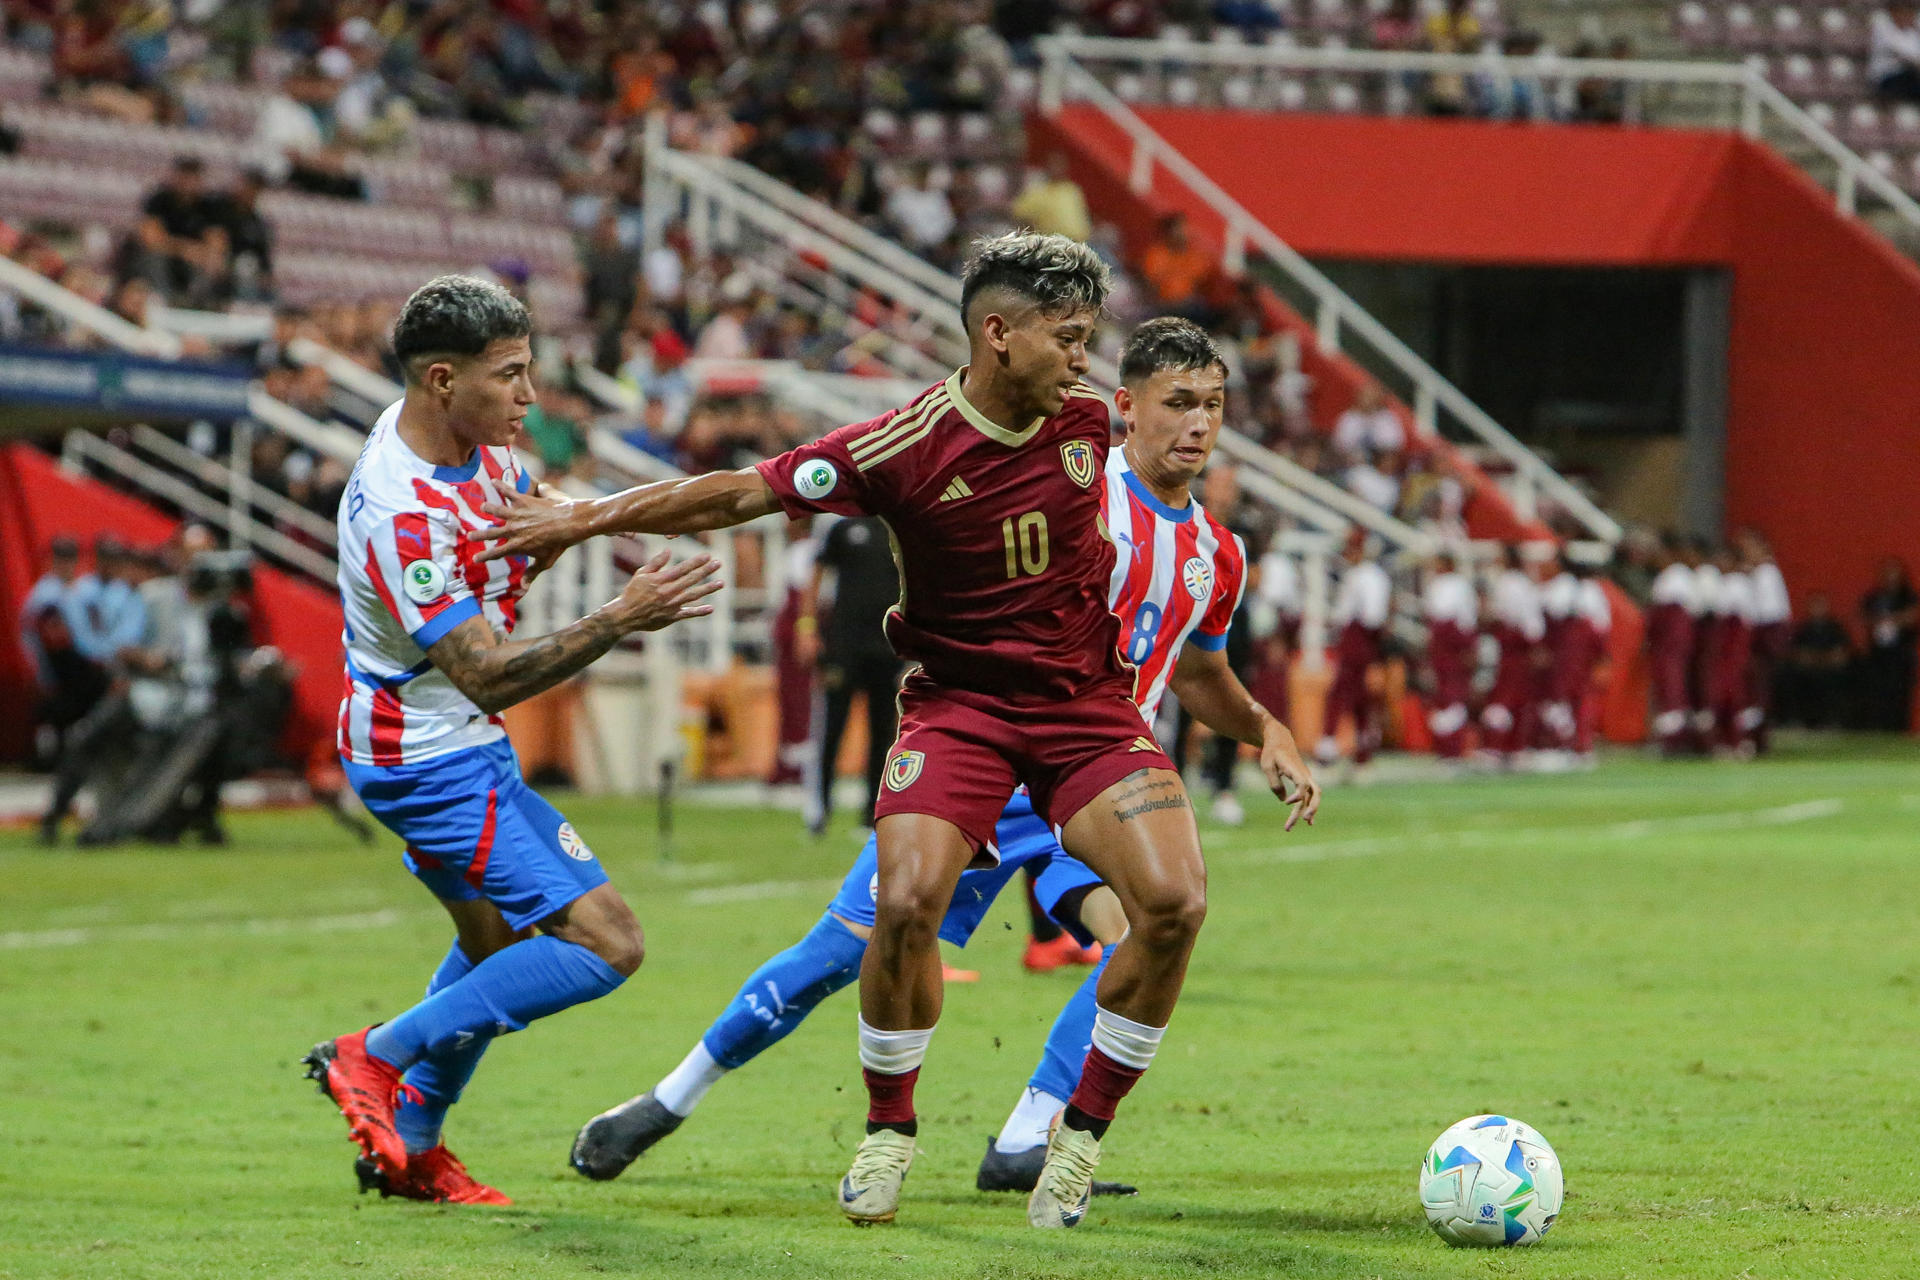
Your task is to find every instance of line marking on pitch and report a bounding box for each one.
[683,878,843,907]
[0,908,412,952]
[1235,797,1845,866]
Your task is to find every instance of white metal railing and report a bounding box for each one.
[62,429,339,582]
[1037,36,1920,233]
[1040,46,1622,543]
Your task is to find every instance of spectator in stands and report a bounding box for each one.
[1780,592,1853,728]
[209,167,275,302]
[1572,37,1635,125]
[1331,380,1404,462]
[1859,555,1918,730]
[519,388,588,480]
[694,274,761,360]
[1424,0,1481,114]
[1140,212,1219,326]
[1371,0,1425,51]
[1345,447,1403,514]
[1011,152,1092,244]
[582,212,641,369]
[883,161,958,253]
[1872,1,1920,103]
[130,155,221,302]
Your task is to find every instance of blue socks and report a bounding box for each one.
[1029,952,1107,1104]
[366,934,624,1073]
[700,913,867,1070]
[393,941,489,1154]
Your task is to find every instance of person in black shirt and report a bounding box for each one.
[800,515,904,835]
[207,167,275,302]
[131,155,227,303]
[1779,592,1853,728]
[1860,557,1919,731]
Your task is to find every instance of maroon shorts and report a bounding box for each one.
[873,675,1176,858]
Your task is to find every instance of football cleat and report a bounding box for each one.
[1027,1122,1103,1229]
[569,1091,685,1181]
[975,1137,1137,1197]
[1021,934,1103,973]
[355,1145,512,1205]
[838,1128,916,1224]
[303,1027,406,1177]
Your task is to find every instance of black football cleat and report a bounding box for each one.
[569,1091,685,1181]
[975,1136,1137,1197]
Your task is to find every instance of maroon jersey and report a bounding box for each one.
[756,371,1127,703]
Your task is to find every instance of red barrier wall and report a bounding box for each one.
[0,443,342,763]
[1048,106,1920,628]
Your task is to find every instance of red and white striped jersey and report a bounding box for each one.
[336,400,533,766]
[1102,449,1247,724]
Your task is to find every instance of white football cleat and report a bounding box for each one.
[1027,1121,1102,1228]
[838,1129,915,1224]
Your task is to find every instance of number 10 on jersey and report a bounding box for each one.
[1001,511,1050,579]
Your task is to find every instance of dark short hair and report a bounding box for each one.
[173,154,204,174]
[1118,316,1226,387]
[392,275,531,382]
[959,232,1110,330]
[49,535,78,560]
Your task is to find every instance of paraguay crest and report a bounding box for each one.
[1060,439,1096,488]
[1183,555,1214,601]
[885,749,926,792]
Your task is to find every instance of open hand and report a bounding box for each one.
[613,550,723,632]
[475,485,584,566]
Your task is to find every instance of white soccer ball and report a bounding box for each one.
[1418,1115,1563,1247]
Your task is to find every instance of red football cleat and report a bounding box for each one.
[356,1144,513,1205]
[303,1027,407,1177]
[1022,935,1104,973]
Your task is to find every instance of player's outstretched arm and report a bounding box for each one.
[474,469,781,565]
[1167,643,1321,831]
[428,551,721,714]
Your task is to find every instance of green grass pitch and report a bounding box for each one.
[5,736,1920,1279]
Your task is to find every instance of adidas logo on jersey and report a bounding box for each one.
[938,475,974,502]
[1129,736,1158,753]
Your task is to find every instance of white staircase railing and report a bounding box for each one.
[1039,42,1622,543]
[645,139,1447,558]
[1038,36,1920,232]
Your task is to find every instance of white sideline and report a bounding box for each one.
[1233,798,1844,866]
[1,800,1844,951]
[0,908,409,952]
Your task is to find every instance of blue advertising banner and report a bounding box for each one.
[0,345,252,420]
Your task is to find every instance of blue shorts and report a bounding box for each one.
[344,738,609,932]
[827,792,1106,948]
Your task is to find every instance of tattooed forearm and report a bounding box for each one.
[428,611,622,714]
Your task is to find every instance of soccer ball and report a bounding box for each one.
[1418,1115,1563,1246]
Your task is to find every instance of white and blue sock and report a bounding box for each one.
[998,953,1106,1152]
[393,940,492,1154]
[365,935,624,1073]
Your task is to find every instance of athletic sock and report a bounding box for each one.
[996,1087,1069,1154]
[1064,1005,1166,1140]
[365,935,624,1073]
[997,956,1104,1152]
[653,1042,727,1118]
[1023,866,1063,944]
[393,940,491,1154]
[697,913,866,1072]
[859,1016,934,1134]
